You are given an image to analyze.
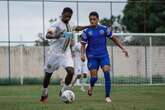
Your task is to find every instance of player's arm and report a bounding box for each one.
[111,35,129,57]
[74,25,90,31]
[46,27,63,39]
[80,31,88,62]
[70,22,90,32]
[106,27,128,57]
[81,42,86,62]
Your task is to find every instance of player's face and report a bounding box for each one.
[62,12,72,24]
[89,16,99,27]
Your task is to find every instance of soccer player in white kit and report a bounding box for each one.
[40,7,89,103]
[71,41,89,92]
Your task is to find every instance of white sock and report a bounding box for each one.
[76,79,80,86]
[42,88,48,96]
[80,79,84,89]
[61,84,69,92]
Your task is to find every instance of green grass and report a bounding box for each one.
[0,85,165,110]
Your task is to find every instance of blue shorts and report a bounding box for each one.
[87,55,110,70]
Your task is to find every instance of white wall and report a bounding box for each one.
[0,46,165,79]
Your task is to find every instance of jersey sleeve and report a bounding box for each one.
[50,22,58,30]
[81,31,88,44]
[106,27,113,39]
[48,22,61,34]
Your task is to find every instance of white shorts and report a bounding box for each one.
[74,58,89,75]
[44,52,74,73]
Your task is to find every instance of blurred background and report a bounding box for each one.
[0,0,165,85]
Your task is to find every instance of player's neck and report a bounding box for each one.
[91,24,98,28]
[61,19,69,25]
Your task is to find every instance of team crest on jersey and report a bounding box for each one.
[88,31,93,36]
[88,63,92,69]
[99,30,105,35]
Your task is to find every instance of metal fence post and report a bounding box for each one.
[7,0,11,84]
[149,37,152,84]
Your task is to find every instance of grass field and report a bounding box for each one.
[0,85,165,110]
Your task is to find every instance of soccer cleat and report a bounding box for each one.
[87,87,93,96]
[105,97,112,103]
[40,95,48,103]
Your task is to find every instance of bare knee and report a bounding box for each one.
[66,67,74,75]
[102,65,110,72]
[77,74,81,79]
[83,73,87,78]
[90,69,98,77]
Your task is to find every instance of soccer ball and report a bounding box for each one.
[61,90,75,103]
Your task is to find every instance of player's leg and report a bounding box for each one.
[88,69,98,96]
[59,66,74,95]
[65,67,74,85]
[102,65,111,103]
[87,57,99,96]
[71,75,78,88]
[71,74,81,87]
[40,54,60,103]
[71,61,81,87]
[40,72,52,103]
[60,54,74,95]
[79,73,85,92]
[80,62,88,92]
[101,56,111,103]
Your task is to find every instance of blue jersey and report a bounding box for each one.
[81,25,113,58]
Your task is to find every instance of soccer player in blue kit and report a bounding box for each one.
[81,11,129,103]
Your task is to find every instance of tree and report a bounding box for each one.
[100,16,129,45]
[122,0,165,33]
[121,0,165,45]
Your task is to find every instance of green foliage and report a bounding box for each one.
[34,33,49,46]
[122,0,165,33]
[152,75,165,84]
[100,0,165,46]
[100,18,113,27]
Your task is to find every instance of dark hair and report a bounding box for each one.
[89,11,99,18]
[62,7,73,14]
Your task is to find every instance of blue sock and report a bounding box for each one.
[104,71,111,97]
[90,77,98,87]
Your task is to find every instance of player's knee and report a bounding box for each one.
[83,74,87,78]
[90,69,97,77]
[102,65,110,72]
[66,67,74,75]
[77,75,81,79]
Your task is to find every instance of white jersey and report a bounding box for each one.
[48,20,76,55]
[73,42,81,58]
[44,20,76,73]
[73,42,88,75]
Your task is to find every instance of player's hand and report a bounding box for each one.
[75,25,91,31]
[81,55,85,62]
[122,48,129,57]
[63,32,73,38]
[75,26,84,31]
[46,27,63,39]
